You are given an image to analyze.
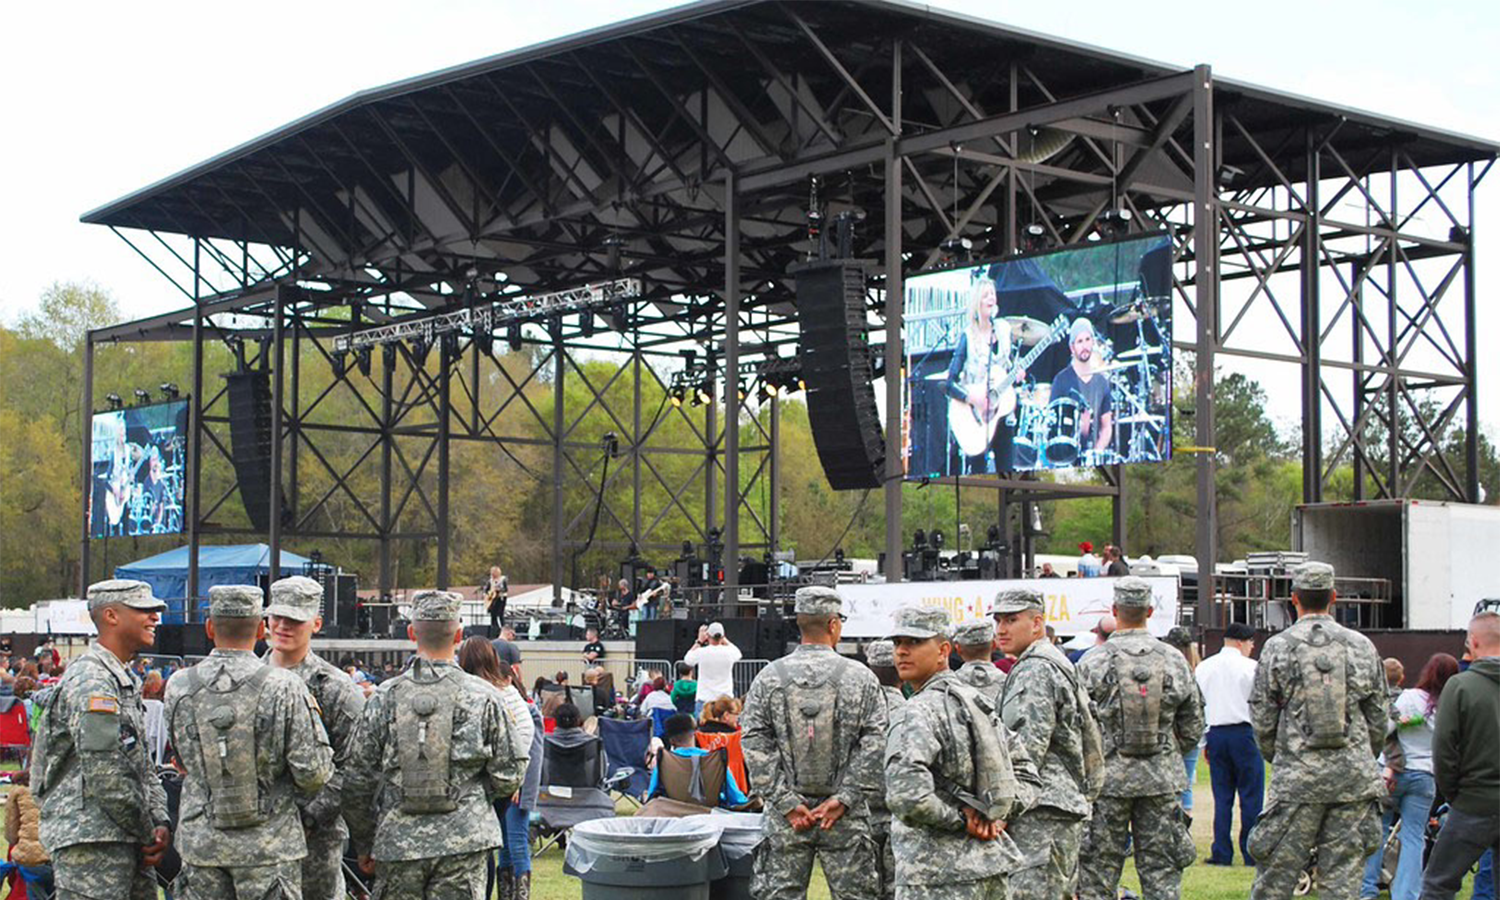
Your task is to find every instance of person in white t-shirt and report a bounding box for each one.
[1195,621,1262,866]
[683,621,742,713]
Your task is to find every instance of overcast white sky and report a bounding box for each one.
[3,0,1496,434]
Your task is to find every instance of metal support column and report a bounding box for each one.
[78,335,93,597]
[1302,131,1323,502]
[289,313,300,519]
[269,286,286,582]
[1192,64,1219,627]
[769,396,781,553]
[706,365,718,544]
[437,341,451,589]
[882,142,905,581]
[187,240,203,608]
[724,171,741,597]
[379,349,393,594]
[1464,162,1480,502]
[1352,260,1365,500]
[552,342,566,603]
[632,351,643,547]
[1111,465,1127,551]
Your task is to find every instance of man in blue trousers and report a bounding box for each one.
[1195,621,1264,865]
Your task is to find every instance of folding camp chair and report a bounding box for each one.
[532,733,630,857]
[695,729,749,795]
[0,700,30,764]
[598,716,651,804]
[649,706,676,739]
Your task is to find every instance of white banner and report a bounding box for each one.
[34,600,98,635]
[840,577,1180,639]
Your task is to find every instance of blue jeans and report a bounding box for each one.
[1361,770,1436,900]
[1181,748,1199,811]
[1206,723,1265,865]
[1474,848,1495,900]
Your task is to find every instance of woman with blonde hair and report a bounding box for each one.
[945,277,1022,473]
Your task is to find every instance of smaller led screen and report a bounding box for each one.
[903,234,1172,477]
[89,400,190,538]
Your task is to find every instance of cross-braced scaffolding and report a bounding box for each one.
[79,0,1496,626]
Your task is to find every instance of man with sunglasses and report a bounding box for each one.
[742,587,887,900]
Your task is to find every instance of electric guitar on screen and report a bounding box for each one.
[948,314,1070,458]
[103,447,149,528]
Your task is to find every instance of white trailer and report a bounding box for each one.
[1293,499,1500,630]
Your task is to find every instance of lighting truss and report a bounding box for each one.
[333,278,641,352]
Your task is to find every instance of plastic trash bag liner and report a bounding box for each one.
[566,816,726,874]
[710,810,766,859]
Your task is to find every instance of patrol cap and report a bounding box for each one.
[1163,626,1193,648]
[266,575,324,622]
[951,618,996,647]
[207,584,264,618]
[86,578,167,613]
[865,640,896,667]
[990,587,1044,616]
[1292,562,1335,592]
[794,585,843,617]
[1112,576,1154,609]
[886,605,950,641]
[410,589,463,622]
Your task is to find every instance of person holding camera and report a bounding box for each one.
[684,622,742,716]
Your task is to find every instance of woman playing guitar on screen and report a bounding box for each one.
[945,279,1024,473]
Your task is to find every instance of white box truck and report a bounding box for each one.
[1293,499,1500,630]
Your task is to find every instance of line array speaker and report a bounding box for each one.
[224,370,289,532]
[792,259,885,489]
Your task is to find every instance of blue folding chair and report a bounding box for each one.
[598,716,652,801]
[649,706,676,739]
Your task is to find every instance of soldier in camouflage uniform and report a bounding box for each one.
[952,618,1006,703]
[264,575,366,900]
[741,586,887,900]
[31,579,172,900]
[864,639,904,900]
[1075,577,1204,900]
[993,587,1103,900]
[885,606,1029,900]
[165,585,335,900]
[1248,562,1386,900]
[343,590,527,900]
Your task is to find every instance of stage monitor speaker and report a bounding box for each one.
[154,624,184,658]
[225,370,290,533]
[719,618,760,658]
[635,619,699,662]
[793,260,885,489]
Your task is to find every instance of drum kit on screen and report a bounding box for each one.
[1010,298,1170,470]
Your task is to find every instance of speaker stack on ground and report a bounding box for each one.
[225,370,290,532]
[792,259,885,490]
[634,616,793,662]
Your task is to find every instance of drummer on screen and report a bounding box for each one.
[1049,318,1113,455]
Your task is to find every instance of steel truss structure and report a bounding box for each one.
[79,0,1496,626]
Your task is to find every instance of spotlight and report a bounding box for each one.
[105,393,124,410]
[1098,208,1133,239]
[736,381,747,402]
[356,347,373,377]
[931,529,945,549]
[579,310,594,338]
[1022,222,1049,253]
[507,322,523,353]
[410,337,431,368]
[610,303,630,333]
[159,383,180,401]
[940,236,974,262]
[669,385,686,408]
[382,344,397,368]
[133,389,152,405]
[693,384,712,407]
[756,383,776,404]
[795,377,806,393]
[331,351,347,379]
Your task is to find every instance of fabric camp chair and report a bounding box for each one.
[695,729,749,795]
[532,731,630,857]
[597,716,652,803]
[648,706,676,740]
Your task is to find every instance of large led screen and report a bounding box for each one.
[89,400,189,538]
[904,234,1172,478]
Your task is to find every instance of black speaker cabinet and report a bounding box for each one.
[792,259,885,489]
[224,370,290,532]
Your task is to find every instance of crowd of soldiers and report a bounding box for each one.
[29,559,1393,900]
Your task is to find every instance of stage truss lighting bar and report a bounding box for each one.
[333,278,641,352]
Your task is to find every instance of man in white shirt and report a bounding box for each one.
[683,621,742,713]
[1195,621,1264,867]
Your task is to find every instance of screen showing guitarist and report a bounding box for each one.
[1050,318,1114,454]
[945,280,1023,473]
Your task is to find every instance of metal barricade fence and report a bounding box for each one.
[733,659,771,698]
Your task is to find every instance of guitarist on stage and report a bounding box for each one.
[484,564,509,633]
[945,279,1025,474]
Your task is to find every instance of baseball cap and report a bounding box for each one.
[706,622,725,637]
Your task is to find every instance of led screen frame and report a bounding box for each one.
[88,398,191,538]
[902,233,1173,479]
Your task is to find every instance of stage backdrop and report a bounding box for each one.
[903,234,1172,478]
[840,576,1180,639]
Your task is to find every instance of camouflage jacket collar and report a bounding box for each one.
[208,648,258,660]
[84,641,136,690]
[791,643,836,655]
[1018,636,1070,667]
[911,669,957,696]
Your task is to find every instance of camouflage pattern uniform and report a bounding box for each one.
[31,580,170,900]
[343,591,526,900]
[994,588,1098,900]
[166,585,335,900]
[864,639,904,900]
[1075,578,1205,900]
[953,618,1007,704]
[265,576,367,900]
[741,587,887,900]
[884,606,1029,900]
[1248,563,1386,900]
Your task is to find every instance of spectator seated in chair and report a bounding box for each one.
[647,713,749,810]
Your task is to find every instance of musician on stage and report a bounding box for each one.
[484,564,509,633]
[1050,318,1114,455]
[945,279,1024,474]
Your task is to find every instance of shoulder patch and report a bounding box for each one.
[306,691,323,716]
[88,694,119,714]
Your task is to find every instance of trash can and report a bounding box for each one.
[710,811,764,900]
[564,817,727,900]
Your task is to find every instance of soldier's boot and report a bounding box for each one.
[498,869,515,900]
[514,872,531,900]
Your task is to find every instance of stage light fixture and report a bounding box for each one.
[472,327,493,356]
[669,385,686,408]
[693,384,712,406]
[610,303,630,332]
[355,347,373,377]
[756,383,776,404]
[579,310,594,337]
[940,236,975,262]
[331,351,347,379]
[133,389,151,405]
[159,383,180,400]
[507,322,523,352]
[913,528,927,549]
[736,381,747,402]
[105,393,124,410]
[410,337,431,368]
[931,529,945,549]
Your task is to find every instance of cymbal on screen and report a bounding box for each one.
[1109,300,1164,324]
[1114,344,1164,359]
[1004,316,1051,344]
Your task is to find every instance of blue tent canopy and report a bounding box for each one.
[115,543,313,602]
